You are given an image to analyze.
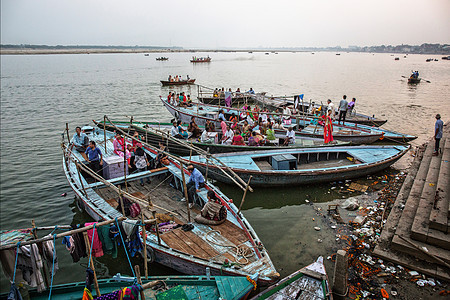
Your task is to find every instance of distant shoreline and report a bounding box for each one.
[0,48,300,55]
[0,48,448,56]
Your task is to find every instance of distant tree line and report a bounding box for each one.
[0,44,182,50]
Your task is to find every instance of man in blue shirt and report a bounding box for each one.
[186,164,205,208]
[218,109,226,122]
[85,141,103,174]
[433,114,444,156]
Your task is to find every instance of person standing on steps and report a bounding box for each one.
[433,114,444,156]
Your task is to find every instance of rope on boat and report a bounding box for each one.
[204,230,254,265]
[47,234,57,300]
[115,218,137,281]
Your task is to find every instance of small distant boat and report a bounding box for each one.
[248,51,253,53]
[144,53,149,56]
[408,77,421,84]
[156,57,169,61]
[395,57,400,60]
[188,145,410,187]
[336,53,341,55]
[251,256,332,300]
[426,58,432,62]
[442,56,450,60]
[191,57,211,63]
[265,53,269,55]
[434,59,439,61]
[161,79,196,86]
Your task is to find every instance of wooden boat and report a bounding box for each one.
[161,79,196,86]
[251,256,332,299]
[144,53,149,56]
[408,77,421,84]
[253,94,387,127]
[160,98,384,145]
[94,119,350,157]
[293,119,417,143]
[187,145,410,187]
[11,274,257,300]
[62,127,279,285]
[191,57,211,63]
[156,57,169,61]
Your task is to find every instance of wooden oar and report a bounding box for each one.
[402,75,430,83]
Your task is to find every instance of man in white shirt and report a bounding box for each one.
[327,99,336,120]
[283,127,295,145]
[222,125,234,145]
[171,122,182,138]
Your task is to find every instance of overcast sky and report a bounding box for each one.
[1,0,449,48]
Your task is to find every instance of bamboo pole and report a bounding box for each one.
[180,162,191,222]
[75,162,88,198]
[118,186,126,216]
[141,213,148,279]
[123,136,128,193]
[65,123,70,143]
[238,176,253,214]
[134,265,146,300]
[152,211,161,245]
[103,115,107,154]
[205,149,209,182]
[83,231,101,297]
[0,217,128,250]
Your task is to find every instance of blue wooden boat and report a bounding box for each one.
[94,119,350,157]
[62,126,279,285]
[293,119,417,143]
[187,145,410,187]
[12,274,257,300]
[251,256,332,299]
[160,98,383,145]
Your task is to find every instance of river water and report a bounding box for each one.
[1,51,449,291]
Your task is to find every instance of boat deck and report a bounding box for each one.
[94,178,257,266]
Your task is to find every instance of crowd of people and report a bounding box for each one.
[167,75,190,82]
[167,91,193,107]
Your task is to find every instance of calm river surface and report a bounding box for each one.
[1,52,449,291]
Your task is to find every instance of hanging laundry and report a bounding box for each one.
[97,225,117,257]
[119,220,143,257]
[6,283,23,300]
[86,223,104,257]
[16,244,46,292]
[41,235,59,274]
[82,287,93,300]
[85,268,94,292]
[120,285,141,300]
[94,289,121,300]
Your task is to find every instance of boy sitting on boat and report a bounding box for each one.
[194,190,227,225]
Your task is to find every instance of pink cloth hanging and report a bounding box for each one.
[86,223,104,257]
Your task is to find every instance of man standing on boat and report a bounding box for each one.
[185,164,205,208]
[327,99,336,120]
[85,141,103,175]
[433,114,444,156]
[338,95,348,125]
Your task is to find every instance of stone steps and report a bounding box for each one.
[410,138,449,248]
[373,124,450,281]
[429,137,450,233]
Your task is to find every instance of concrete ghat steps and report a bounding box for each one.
[391,138,434,242]
[390,139,450,263]
[410,138,449,248]
[429,137,450,233]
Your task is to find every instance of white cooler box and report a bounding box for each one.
[103,155,128,180]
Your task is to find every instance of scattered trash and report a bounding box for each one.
[391,287,398,296]
[353,215,366,225]
[61,192,67,197]
[409,271,419,276]
[317,239,323,243]
[305,199,310,203]
[349,182,369,192]
[314,227,321,231]
[342,198,359,210]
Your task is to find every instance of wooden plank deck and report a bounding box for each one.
[161,228,218,260]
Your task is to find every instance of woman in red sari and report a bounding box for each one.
[323,110,334,144]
